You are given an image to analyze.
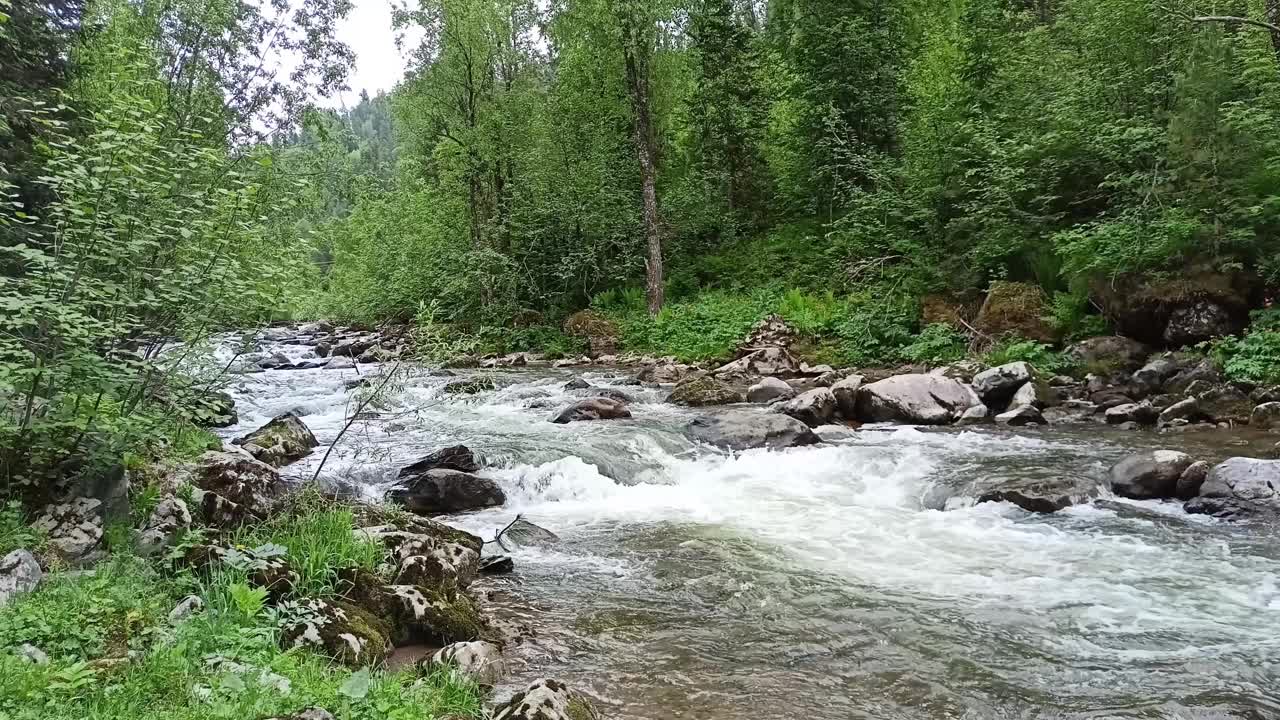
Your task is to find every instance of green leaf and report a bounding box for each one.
[338,667,371,700]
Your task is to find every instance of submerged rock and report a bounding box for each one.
[550,397,632,423]
[445,375,499,394]
[995,405,1043,426]
[493,679,601,720]
[235,412,318,468]
[978,477,1098,513]
[770,388,837,427]
[387,469,506,515]
[1108,450,1194,500]
[398,445,482,477]
[563,378,591,391]
[479,555,515,575]
[854,374,981,425]
[686,411,820,452]
[503,518,560,547]
[1184,457,1280,519]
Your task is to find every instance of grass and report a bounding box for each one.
[0,490,483,720]
[0,500,47,557]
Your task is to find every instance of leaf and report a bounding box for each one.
[338,667,371,700]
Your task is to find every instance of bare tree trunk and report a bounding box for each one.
[620,9,664,315]
[1268,0,1280,66]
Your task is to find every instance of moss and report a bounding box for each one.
[443,376,498,395]
[975,281,1056,343]
[566,698,600,720]
[667,373,744,407]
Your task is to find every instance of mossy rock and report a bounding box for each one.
[280,598,391,667]
[336,568,487,645]
[667,373,744,407]
[975,281,1055,343]
[444,375,499,395]
[562,310,619,357]
[493,679,602,720]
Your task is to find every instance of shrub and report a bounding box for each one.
[983,337,1073,375]
[900,324,969,365]
[0,501,47,556]
[1211,309,1280,386]
[610,290,774,361]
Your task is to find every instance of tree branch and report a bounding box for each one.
[1192,15,1280,34]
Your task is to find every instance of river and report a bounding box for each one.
[218,338,1280,720]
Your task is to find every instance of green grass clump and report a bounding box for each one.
[982,336,1073,375]
[1211,309,1280,386]
[0,501,47,557]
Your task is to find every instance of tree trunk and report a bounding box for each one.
[1268,0,1280,66]
[620,8,664,316]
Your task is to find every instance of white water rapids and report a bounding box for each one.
[219,338,1280,719]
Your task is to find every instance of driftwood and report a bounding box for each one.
[486,514,524,552]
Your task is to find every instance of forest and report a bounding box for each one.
[3,0,1280,718]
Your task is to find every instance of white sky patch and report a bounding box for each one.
[323,0,422,109]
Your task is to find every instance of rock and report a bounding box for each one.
[1176,460,1211,501]
[195,390,238,428]
[746,377,795,404]
[1066,336,1150,373]
[280,598,391,667]
[1105,402,1157,426]
[1195,384,1252,425]
[1184,457,1280,519]
[387,469,506,515]
[503,518,560,547]
[956,405,989,425]
[259,352,293,370]
[188,451,285,525]
[1008,381,1052,409]
[585,388,633,404]
[1165,358,1224,395]
[636,362,694,384]
[32,498,103,562]
[1252,385,1280,404]
[770,388,837,427]
[739,314,797,350]
[235,412,319,468]
[136,496,192,557]
[1164,299,1235,347]
[563,310,619,357]
[1041,402,1098,425]
[713,347,802,379]
[929,360,986,384]
[1158,397,1202,426]
[563,378,591,391]
[479,555,515,575]
[17,643,48,665]
[1091,388,1136,410]
[168,595,204,624]
[995,405,1044,426]
[667,373,744,407]
[971,362,1034,405]
[1109,450,1194,499]
[978,477,1098,513]
[444,375,499,395]
[686,412,821,452]
[331,338,377,358]
[493,679,601,720]
[264,708,335,720]
[1252,402,1280,430]
[422,641,505,685]
[339,574,487,645]
[398,445,482,477]
[314,342,331,358]
[830,375,864,419]
[854,374,981,425]
[975,281,1055,342]
[395,540,480,590]
[550,397,632,423]
[323,356,355,370]
[0,550,42,607]
[1130,357,1180,399]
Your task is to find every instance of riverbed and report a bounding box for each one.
[218,341,1280,720]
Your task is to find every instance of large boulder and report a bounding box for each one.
[830,374,865,419]
[235,412,318,468]
[971,362,1034,405]
[854,374,981,425]
[667,373,744,407]
[746,376,795,404]
[394,539,480,590]
[563,310,619,357]
[1164,358,1224,395]
[338,572,487,645]
[398,445,483,477]
[387,469,506,515]
[1066,336,1150,373]
[1008,380,1054,410]
[444,375,499,394]
[1251,402,1280,430]
[493,679,601,720]
[1184,457,1280,519]
[770,388,837,427]
[280,598,391,667]
[1164,299,1235,347]
[713,347,802,379]
[686,412,821,452]
[188,451,285,526]
[32,498,103,563]
[1108,450,1195,500]
[0,549,42,607]
[550,397,632,423]
[977,477,1099,513]
[1130,357,1182,399]
[1158,397,1203,426]
[974,281,1055,342]
[1194,384,1253,425]
[1104,401,1157,426]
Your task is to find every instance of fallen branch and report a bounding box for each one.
[1192,15,1280,34]
[311,362,402,484]
[486,514,524,552]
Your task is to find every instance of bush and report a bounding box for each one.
[983,337,1073,375]
[900,324,969,365]
[0,501,47,556]
[1212,309,1280,386]
[609,290,774,361]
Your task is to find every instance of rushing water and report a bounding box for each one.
[220,339,1280,720]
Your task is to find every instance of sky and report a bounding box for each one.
[325,0,418,109]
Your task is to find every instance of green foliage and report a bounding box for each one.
[1048,290,1110,341]
[0,556,176,660]
[1211,309,1280,386]
[0,500,47,556]
[900,324,969,365]
[983,337,1072,375]
[609,291,774,362]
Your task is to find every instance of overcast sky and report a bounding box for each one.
[325,0,417,109]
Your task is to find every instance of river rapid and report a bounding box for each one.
[218,339,1280,720]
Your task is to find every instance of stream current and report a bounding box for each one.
[218,339,1280,720]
